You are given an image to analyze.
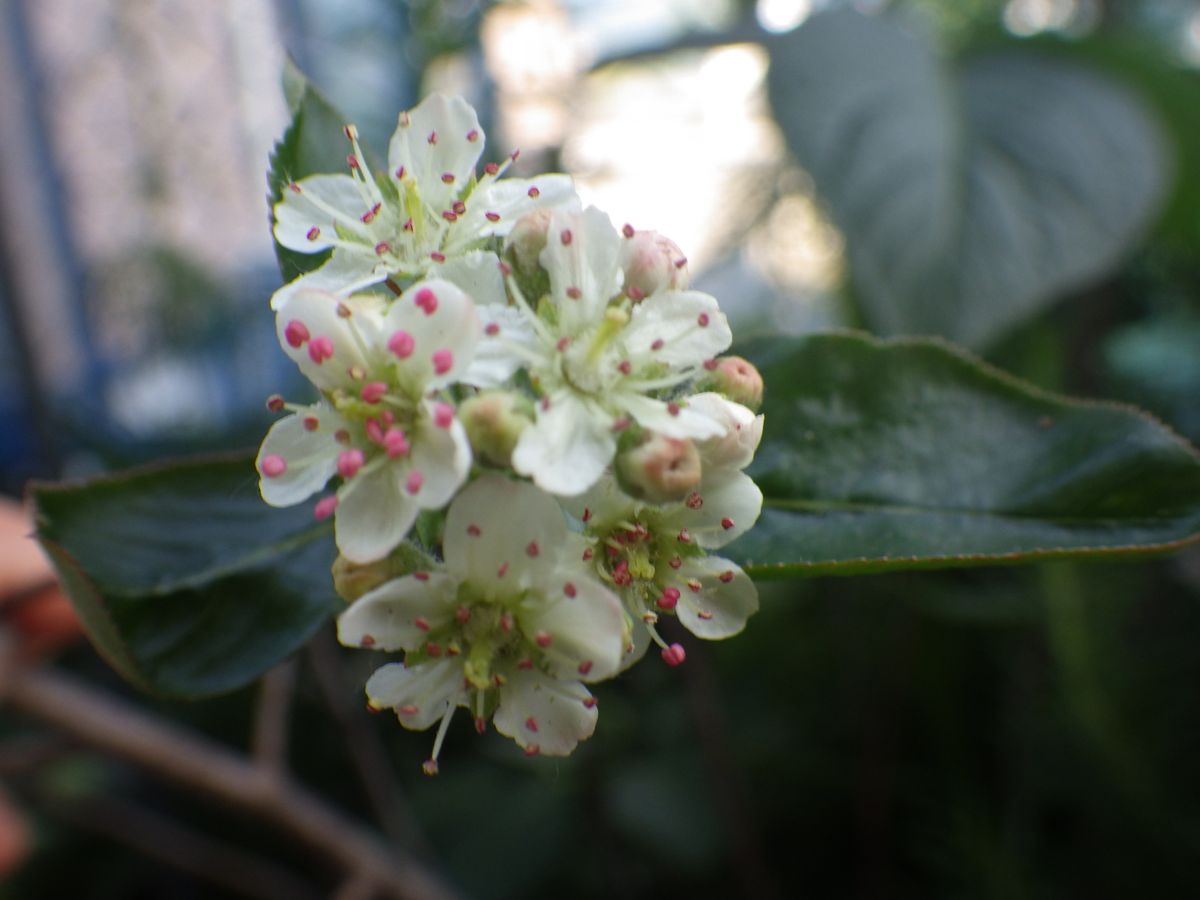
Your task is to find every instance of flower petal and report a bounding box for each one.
[382,278,481,390]
[672,557,758,639]
[512,391,616,496]
[679,470,763,549]
[540,205,622,334]
[365,659,465,731]
[256,404,344,507]
[447,174,577,252]
[388,94,484,217]
[407,406,472,510]
[464,303,541,388]
[275,289,380,391]
[688,393,763,473]
[335,462,418,563]
[274,174,374,251]
[269,250,385,310]
[443,474,568,590]
[493,670,598,756]
[337,572,458,652]
[434,250,508,307]
[617,392,727,441]
[623,290,731,369]
[557,472,638,530]
[517,571,625,681]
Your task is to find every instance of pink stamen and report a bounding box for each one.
[384,428,410,458]
[622,223,635,238]
[563,582,577,598]
[365,419,385,445]
[560,229,572,245]
[285,320,310,348]
[485,211,500,222]
[617,360,632,375]
[497,562,509,578]
[303,416,320,431]
[266,394,285,412]
[686,492,703,509]
[535,631,552,648]
[578,660,593,675]
[375,241,391,256]
[346,153,359,170]
[441,172,455,184]
[306,226,320,241]
[651,339,664,351]
[361,381,387,404]
[432,349,454,375]
[427,131,437,145]
[453,200,467,214]
[430,251,446,263]
[583,697,597,709]
[721,517,734,530]
[667,402,681,417]
[388,330,415,359]
[414,287,438,314]
[406,470,424,494]
[657,587,681,610]
[669,555,682,569]
[426,642,442,657]
[719,570,735,583]
[456,606,471,624]
[308,336,334,364]
[526,541,540,557]
[697,312,710,327]
[433,402,455,429]
[467,524,481,537]
[525,717,539,732]
[361,202,381,224]
[566,287,581,299]
[527,186,540,198]
[414,571,430,581]
[485,322,500,336]
[260,455,287,477]
[704,358,719,371]
[524,744,540,757]
[337,449,364,479]
[661,643,686,667]
[414,617,431,632]
[395,165,406,180]
[360,634,375,647]
[484,162,499,175]
[517,658,533,670]
[467,129,480,142]
[442,210,457,222]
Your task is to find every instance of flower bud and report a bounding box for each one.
[615,432,702,503]
[706,356,763,411]
[688,392,763,473]
[620,229,689,298]
[459,391,532,468]
[332,541,434,602]
[505,208,554,275]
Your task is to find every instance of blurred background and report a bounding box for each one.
[2,0,1200,897]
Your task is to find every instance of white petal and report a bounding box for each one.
[680,470,763,549]
[557,471,638,529]
[335,462,419,563]
[274,174,374,251]
[672,557,758,639]
[407,408,472,510]
[617,392,727,441]
[256,405,344,506]
[688,393,763,473]
[434,250,508,307]
[540,206,623,334]
[464,304,541,389]
[365,659,465,731]
[337,572,458,652]
[275,289,381,391]
[269,251,385,310]
[619,616,653,672]
[512,391,616,496]
[518,570,625,681]
[381,278,481,390]
[623,290,732,368]
[443,474,568,590]
[388,94,484,217]
[447,174,577,252]
[493,670,598,756]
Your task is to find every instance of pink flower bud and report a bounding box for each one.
[615,432,701,503]
[504,208,554,275]
[706,356,763,411]
[620,230,689,298]
[459,391,532,468]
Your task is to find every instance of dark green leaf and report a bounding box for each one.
[729,333,1200,577]
[31,453,340,698]
[766,10,1168,348]
[267,59,356,284]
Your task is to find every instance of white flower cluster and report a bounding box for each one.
[257,94,766,772]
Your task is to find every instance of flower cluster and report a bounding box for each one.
[257,94,766,772]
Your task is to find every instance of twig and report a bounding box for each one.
[308,629,430,855]
[333,872,382,900]
[252,660,297,779]
[30,787,322,900]
[0,659,458,900]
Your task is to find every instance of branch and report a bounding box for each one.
[252,660,297,779]
[1,659,458,900]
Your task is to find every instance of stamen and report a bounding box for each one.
[384,428,410,458]
[622,223,635,238]
[337,449,364,479]
[303,416,320,431]
[535,631,553,648]
[657,587,681,610]
[485,211,500,222]
[563,582,577,598]
[432,349,454,375]
[721,517,734,530]
[414,287,438,314]
[360,382,387,404]
[306,226,321,241]
[266,394,285,412]
[661,643,687,667]
[308,336,334,364]
[388,330,415,359]
[578,660,593,675]
[527,186,540,198]
[719,570,735,583]
[285,320,310,348]
[425,706,458,777]
[406,470,424,494]
[260,455,287,477]
[433,402,455,428]
[525,717,539,732]
[526,541,540,557]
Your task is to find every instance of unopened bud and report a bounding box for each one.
[332,542,435,602]
[620,230,689,297]
[459,391,532,468]
[504,208,554,275]
[705,356,763,411]
[616,432,701,503]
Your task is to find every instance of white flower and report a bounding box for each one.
[564,394,765,653]
[337,475,627,770]
[256,279,479,563]
[271,94,575,309]
[478,205,735,496]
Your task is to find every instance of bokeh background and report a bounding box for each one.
[2,0,1200,897]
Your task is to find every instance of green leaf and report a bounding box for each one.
[729,333,1200,578]
[766,9,1168,349]
[31,453,340,698]
[267,59,356,284]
